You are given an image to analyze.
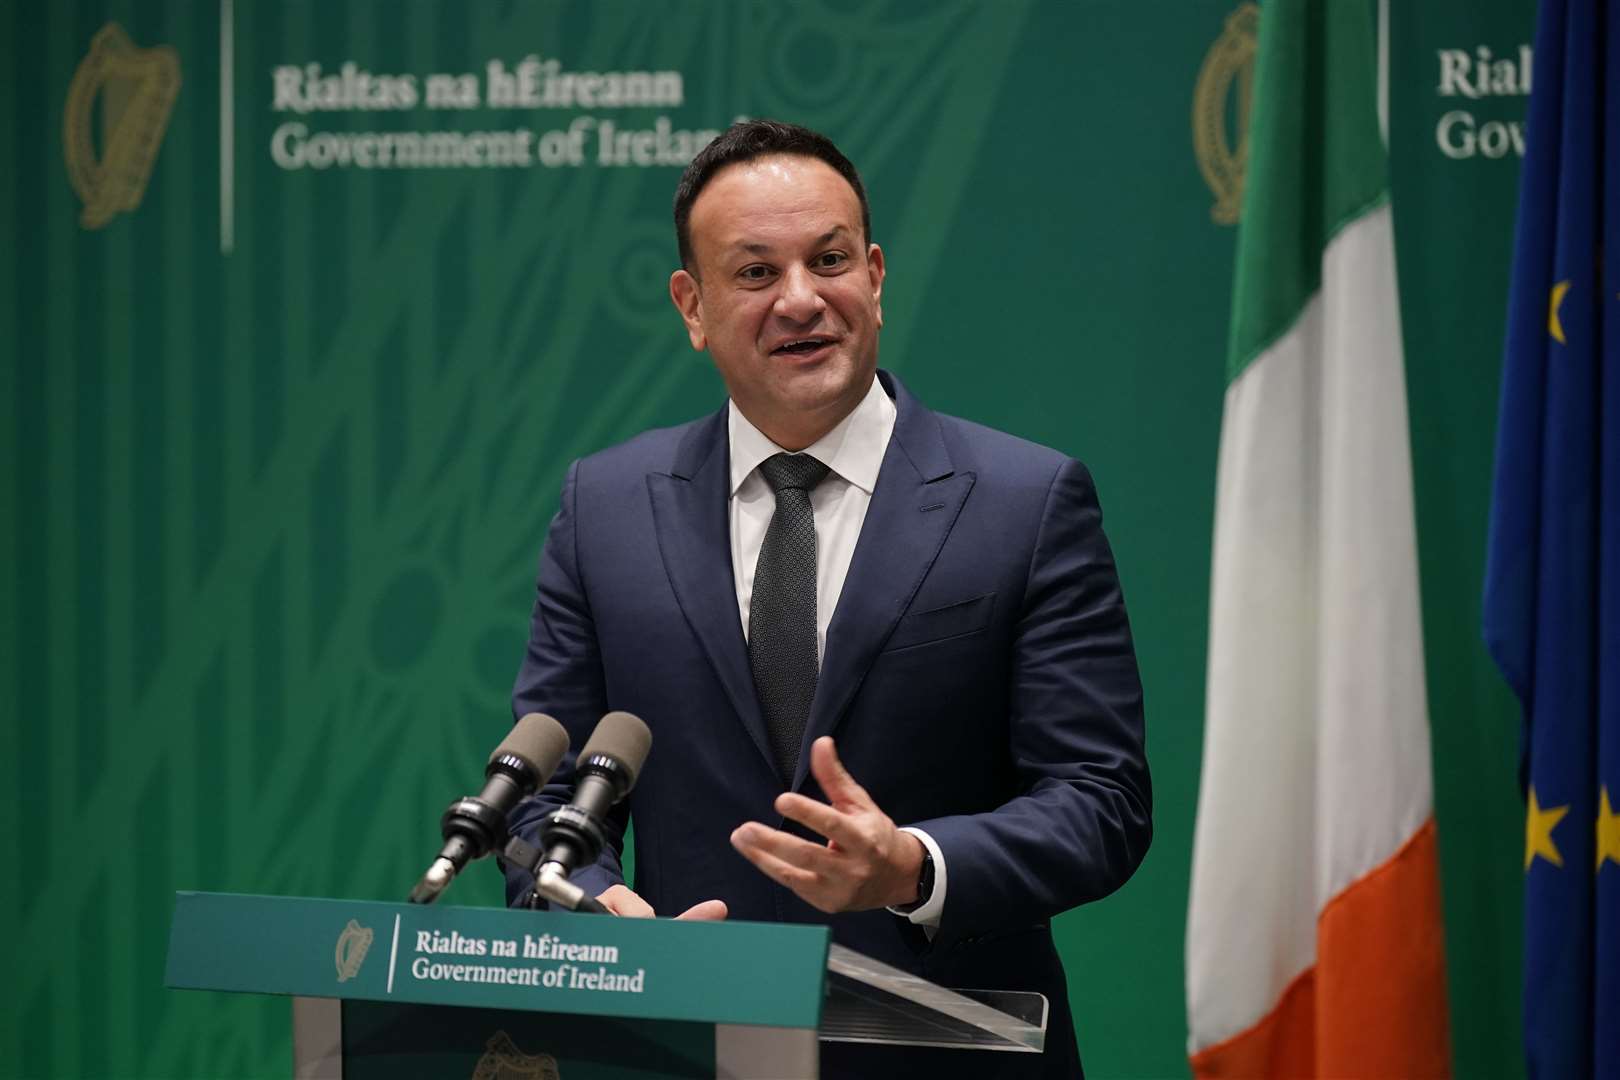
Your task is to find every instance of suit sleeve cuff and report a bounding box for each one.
[888,826,946,928]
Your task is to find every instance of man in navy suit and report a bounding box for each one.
[504,120,1150,1077]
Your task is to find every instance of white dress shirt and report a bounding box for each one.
[727,375,947,928]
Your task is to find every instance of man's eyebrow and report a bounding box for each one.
[730,227,854,256]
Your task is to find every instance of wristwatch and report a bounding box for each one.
[895,844,935,914]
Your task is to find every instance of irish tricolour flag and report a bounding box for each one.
[1185,2,1452,1075]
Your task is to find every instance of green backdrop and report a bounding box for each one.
[2,1,1534,1076]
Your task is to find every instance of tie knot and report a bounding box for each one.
[758,452,830,494]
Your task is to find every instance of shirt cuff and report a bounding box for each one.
[888,826,946,928]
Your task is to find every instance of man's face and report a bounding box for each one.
[669,154,885,450]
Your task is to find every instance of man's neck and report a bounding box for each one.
[762,420,837,453]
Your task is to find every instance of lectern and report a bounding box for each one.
[166,892,1046,1078]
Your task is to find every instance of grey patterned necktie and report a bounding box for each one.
[748,452,832,780]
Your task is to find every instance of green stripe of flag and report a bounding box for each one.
[1227,0,1389,384]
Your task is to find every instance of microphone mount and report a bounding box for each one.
[501,834,610,913]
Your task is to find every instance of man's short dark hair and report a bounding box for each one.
[673,119,871,271]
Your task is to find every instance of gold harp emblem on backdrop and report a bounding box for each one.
[63,22,181,230]
[334,919,374,982]
[1192,3,1259,225]
[471,1031,562,1080]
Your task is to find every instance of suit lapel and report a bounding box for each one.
[795,372,975,790]
[647,408,776,774]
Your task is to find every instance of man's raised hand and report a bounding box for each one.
[729,736,924,913]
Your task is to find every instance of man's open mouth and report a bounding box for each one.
[772,337,835,356]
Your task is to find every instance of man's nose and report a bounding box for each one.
[773,264,827,323]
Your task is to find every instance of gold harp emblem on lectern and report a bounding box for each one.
[471,1031,561,1080]
[1192,3,1259,225]
[334,919,374,982]
[63,22,181,230]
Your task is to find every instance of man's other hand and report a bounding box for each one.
[730,736,925,913]
[596,884,728,921]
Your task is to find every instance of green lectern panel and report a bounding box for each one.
[341,1000,715,1080]
[165,892,829,1030]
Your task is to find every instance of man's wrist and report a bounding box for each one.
[888,828,946,928]
[889,831,929,910]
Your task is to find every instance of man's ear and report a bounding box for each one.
[669,269,706,351]
[866,243,886,329]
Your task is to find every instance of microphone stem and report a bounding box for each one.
[407,856,456,905]
[531,862,611,914]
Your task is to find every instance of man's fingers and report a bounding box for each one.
[809,736,872,808]
[675,899,729,921]
[731,832,823,894]
[596,884,655,918]
[774,792,859,846]
[731,821,838,868]
[597,885,728,920]
[731,823,837,880]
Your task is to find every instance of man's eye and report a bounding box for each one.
[816,252,847,269]
[739,265,772,281]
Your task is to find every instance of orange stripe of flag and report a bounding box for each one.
[1191,819,1451,1078]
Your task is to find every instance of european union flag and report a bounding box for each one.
[1482,0,1619,1076]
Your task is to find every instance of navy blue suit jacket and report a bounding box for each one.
[503,371,1150,1077]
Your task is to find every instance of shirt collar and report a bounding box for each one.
[728,374,896,497]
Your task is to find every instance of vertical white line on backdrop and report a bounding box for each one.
[387,915,401,993]
[1377,0,1390,147]
[220,0,234,254]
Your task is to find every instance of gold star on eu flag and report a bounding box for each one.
[1597,786,1620,872]
[1548,280,1571,344]
[1525,785,1569,871]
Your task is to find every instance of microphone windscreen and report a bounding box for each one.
[495,713,571,782]
[580,711,652,788]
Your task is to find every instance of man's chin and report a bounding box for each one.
[774,359,869,405]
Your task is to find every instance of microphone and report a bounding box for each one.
[528,711,651,911]
[409,712,569,905]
